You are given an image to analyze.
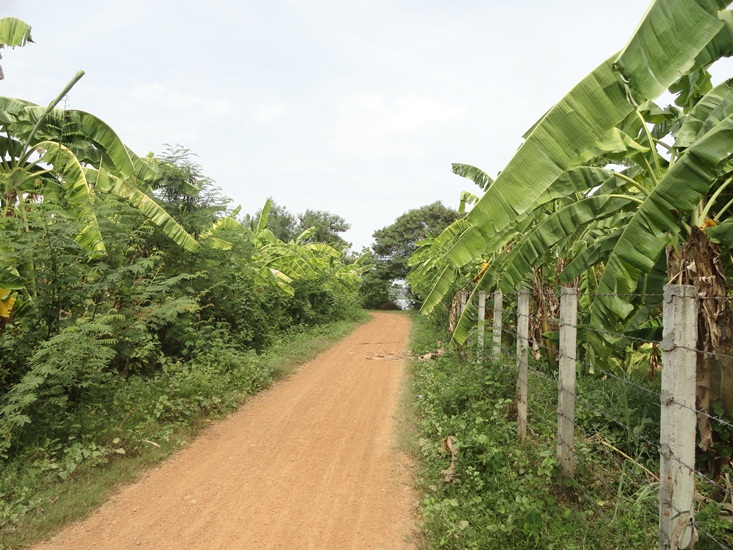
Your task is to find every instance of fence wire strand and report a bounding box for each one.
[463,286,733,548]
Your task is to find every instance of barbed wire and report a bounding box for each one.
[488,323,733,435]
[576,292,665,298]
[524,377,661,547]
[670,501,732,549]
[675,343,733,362]
[667,394,733,432]
[493,326,730,495]
[497,325,661,403]
[698,295,733,302]
[462,295,733,547]
[582,324,660,345]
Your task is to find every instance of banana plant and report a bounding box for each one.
[241,199,366,297]
[426,0,732,277]
[0,90,199,253]
[416,0,733,323]
[0,73,200,321]
[410,2,733,467]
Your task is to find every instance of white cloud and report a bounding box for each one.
[254,102,288,122]
[128,83,234,116]
[209,99,235,116]
[331,94,466,160]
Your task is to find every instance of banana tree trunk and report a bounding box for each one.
[532,268,559,368]
[667,225,733,474]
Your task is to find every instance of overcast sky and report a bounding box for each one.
[3,1,730,250]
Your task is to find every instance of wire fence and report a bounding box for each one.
[456,285,733,549]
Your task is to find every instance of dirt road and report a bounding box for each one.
[33,312,416,550]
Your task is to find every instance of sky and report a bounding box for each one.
[3,1,731,251]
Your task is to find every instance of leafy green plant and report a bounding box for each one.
[0,321,116,456]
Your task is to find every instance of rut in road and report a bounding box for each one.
[32,312,416,550]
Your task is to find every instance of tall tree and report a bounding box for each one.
[296,209,350,248]
[372,202,459,281]
[364,202,459,308]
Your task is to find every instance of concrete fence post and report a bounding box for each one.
[517,289,530,440]
[492,290,503,361]
[659,284,698,550]
[477,290,486,361]
[557,287,577,477]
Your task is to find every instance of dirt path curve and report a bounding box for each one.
[33,312,416,550]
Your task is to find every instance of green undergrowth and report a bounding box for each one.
[408,314,670,549]
[0,312,368,550]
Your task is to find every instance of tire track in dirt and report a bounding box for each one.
[32,312,416,550]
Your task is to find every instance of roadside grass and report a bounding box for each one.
[0,313,369,550]
[406,314,666,549]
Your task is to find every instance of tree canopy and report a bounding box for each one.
[296,209,350,248]
[244,200,351,247]
[372,202,460,282]
[362,202,459,308]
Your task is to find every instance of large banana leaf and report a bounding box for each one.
[676,78,733,147]
[0,18,32,48]
[305,242,342,258]
[463,57,629,237]
[687,10,733,72]
[88,168,200,253]
[558,231,623,283]
[451,163,494,191]
[37,141,105,256]
[256,267,294,297]
[0,289,16,318]
[450,262,510,346]
[533,167,615,204]
[260,247,318,280]
[0,267,23,290]
[592,110,733,334]
[0,98,136,179]
[448,198,635,345]
[498,196,636,294]
[573,127,649,165]
[418,167,614,312]
[38,108,136,178]
[0,97,36,127]
[614,0,727,100]
[199,206,242,249]
[128,149,160,187]
[257,199,273,233]
[707,216,733,246]
[417,265,458,315]
[411,218,476,314]
[333,269,363,290]
[294,226,316,244]
[458,190,479,214]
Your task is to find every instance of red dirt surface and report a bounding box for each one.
[32,312,416,550]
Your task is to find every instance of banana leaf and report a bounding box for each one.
[592,110,733,334]
[0,17,32,47]
[451,163,494,191]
